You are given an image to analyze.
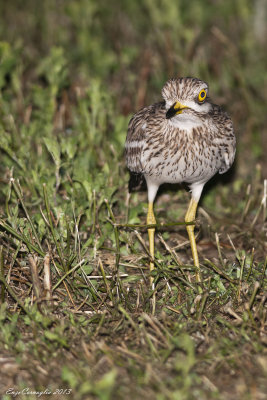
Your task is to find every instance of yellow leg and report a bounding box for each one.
[147,202,156,313]
[185,198,201,282]
[147,202,156,287]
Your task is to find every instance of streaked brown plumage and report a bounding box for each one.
[125,77,236,287]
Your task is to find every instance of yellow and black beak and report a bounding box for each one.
[166,101,188,119]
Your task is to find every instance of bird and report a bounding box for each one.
[125,77,236,286]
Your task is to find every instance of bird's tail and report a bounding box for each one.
[128,172,146,193]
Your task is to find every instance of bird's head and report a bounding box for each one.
[162,77,212,126]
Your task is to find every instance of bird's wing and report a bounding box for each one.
[217,109,236,174]
[125,102,165,173]
[219,143,236,174]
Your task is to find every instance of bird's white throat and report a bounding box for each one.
[167,113,203,131]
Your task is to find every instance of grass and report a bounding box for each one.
[0,1,266,399]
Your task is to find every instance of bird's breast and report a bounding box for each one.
[141,125,228,185]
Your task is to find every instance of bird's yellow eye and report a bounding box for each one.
[198,89,207,102]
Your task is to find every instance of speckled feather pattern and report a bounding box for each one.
[125,77,236,195]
